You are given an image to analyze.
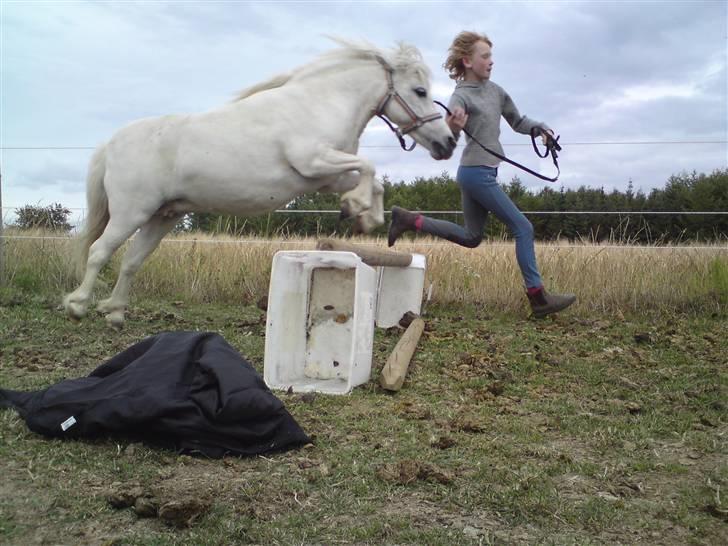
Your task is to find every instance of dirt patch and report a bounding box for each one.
[445,351,513,382]
[376,459,454,485]
[430,435,457,449]
[450,413,489,433]
[382,491,538,543]
[3,347,69,372]
[396,400,433,420]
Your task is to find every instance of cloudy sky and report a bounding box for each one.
[2,0,726,225]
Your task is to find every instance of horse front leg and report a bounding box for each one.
[324,173,385,234]
[288,145,376,222]
[352,176,385,234]
[339,172,375,222]
[97,214,181,329]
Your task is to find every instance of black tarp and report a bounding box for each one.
[0,331,310,457]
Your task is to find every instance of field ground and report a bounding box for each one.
[0,292,726,545]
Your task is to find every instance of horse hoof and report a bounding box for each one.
[340,197,370,222]
[63,297,88,320]
[105,310,125,330]
[96,298,114,314]
[353,213,380,235]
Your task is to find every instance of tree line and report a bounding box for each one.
[10,169,728,243]
[183,168,728,243]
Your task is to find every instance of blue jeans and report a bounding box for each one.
[420,165,543,288]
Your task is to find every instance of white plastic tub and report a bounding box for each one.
[375,253,426,328]
[263,251,377,394]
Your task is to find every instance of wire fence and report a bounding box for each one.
[2,140,727,150]
[3,139,725,213]
[2,233,727,251]
[2,207,727,251]
[3,206,728,216]
[2,205,728,236]
[3,139,726,243]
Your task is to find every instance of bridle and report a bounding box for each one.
[374,58,442,151]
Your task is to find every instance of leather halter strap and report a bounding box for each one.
[374,58,442,151]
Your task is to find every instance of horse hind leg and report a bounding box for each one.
[63,215,147,320]
[97,214,181,329]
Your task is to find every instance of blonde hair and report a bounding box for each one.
[443,31,493,81]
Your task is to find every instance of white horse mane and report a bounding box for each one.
[233,38,430,102]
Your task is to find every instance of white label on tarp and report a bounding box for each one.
[60,416,77,431]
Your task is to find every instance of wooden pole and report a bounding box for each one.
[316,238,412,267]
[379,317,425,391]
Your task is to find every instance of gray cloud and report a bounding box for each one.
[2,0,725,212]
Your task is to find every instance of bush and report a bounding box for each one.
[13,203,72,231]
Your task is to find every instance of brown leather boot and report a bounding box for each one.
[388,206,421,247]
[527,288,576,318]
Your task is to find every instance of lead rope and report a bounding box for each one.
[434,100,561,182]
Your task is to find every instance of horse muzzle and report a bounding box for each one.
[431,136,457,160]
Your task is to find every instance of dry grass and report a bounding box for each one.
[2,229,726,315]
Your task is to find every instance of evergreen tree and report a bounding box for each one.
[119,168,728,242]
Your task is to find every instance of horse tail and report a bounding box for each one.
[74,144,109,280]
[232,72,292,102]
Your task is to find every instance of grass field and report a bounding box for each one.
[0,233,726,544]
[3,230,728,315]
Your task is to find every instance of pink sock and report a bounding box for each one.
[414,215,424,231]
[527,285,543,296]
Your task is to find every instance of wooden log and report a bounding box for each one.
[379,317,425,391]
[316,238,412,267]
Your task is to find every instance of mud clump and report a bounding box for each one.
[376,459,454,485]
[158,496,212,528]
[106,482,145,509]
[106,482,212,528]
[134,496,160,518]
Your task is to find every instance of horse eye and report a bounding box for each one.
[414,87,427,98]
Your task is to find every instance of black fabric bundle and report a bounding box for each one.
[0,332,310,457]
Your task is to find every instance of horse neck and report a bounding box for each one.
[303,62,389,138]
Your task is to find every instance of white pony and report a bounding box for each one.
[63,39,456,327]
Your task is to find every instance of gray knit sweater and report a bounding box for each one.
[448,80,550,168]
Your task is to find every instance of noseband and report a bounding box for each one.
[374,59,442,151]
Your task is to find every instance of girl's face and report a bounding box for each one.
[463,40,493,81]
